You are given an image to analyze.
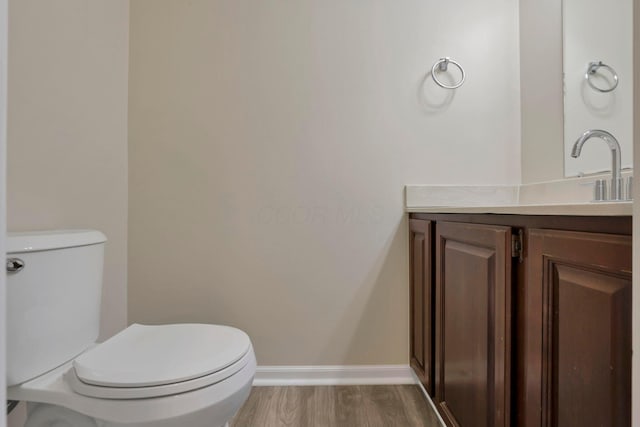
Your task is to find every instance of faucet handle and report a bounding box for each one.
[593,179,608,202]
[610,177,624,201]
[624,176,633,201]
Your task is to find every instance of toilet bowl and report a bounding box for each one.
[6,230,256,426]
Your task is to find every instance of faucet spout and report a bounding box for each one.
[571,129,622,200]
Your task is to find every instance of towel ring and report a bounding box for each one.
[431,57,465,89]
[585,61,619,93]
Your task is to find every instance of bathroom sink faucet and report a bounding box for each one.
[571,129,622,201]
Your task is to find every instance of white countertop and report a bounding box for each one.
[406,202,632,216]
[405,179,633,216]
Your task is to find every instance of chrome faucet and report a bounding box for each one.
[571,129,623,200]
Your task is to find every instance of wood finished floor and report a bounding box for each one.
[230,385,440,427]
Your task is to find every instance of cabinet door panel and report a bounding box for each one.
[523,229,631,427]
[435,222,512,427]
[410,219,433,394]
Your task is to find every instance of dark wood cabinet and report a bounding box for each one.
[434,222,512,427]
[409,219,433,395]
[408,213,632,427]
[522,229,632,427]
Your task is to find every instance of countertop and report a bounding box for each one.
[406,202,632,216]
[405,179,633,216]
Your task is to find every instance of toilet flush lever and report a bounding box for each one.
[7,258,25,273]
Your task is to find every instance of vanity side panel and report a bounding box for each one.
[409,219,433,395]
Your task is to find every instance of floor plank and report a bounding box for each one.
[231,385,440,427]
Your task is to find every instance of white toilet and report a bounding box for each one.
[6,230,256,427]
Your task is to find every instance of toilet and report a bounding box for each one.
[6,230,256,427]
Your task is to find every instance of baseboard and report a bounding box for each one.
[253,365,416,386]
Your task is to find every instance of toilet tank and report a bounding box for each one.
[6,230,107,386]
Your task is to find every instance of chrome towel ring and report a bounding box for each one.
[431,57,465,89]
[585,61,619,93]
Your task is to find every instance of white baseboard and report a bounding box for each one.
[253,365,416,387]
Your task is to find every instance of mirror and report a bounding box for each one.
[563,0,633,177]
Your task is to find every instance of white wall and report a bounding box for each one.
[0,0,7,424]
[564,0,633,176]
[7,0,129,342]
[128,0,521,366]
[520,0,634,182]
[519,0,564,184]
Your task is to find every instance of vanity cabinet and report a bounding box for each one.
[409,219,433,395]
[434,221,511,427]
[522,229,632,427]
[434,222,512,427]
[408,214,632,427]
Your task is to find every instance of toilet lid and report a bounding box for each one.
[73,323,251,388]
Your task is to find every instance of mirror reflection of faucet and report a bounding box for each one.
[571,129,632,201]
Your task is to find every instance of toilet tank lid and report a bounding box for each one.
[7,230,107,254]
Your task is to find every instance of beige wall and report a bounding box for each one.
[129,0,521,365]
[0,0,6,424]
[7,0,129,341]
[520,0,565,183]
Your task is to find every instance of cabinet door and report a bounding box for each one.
[523,229,631,427]
[434,222,512,427]
[409,219,433,395]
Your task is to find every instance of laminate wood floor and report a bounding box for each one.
[230,385,440,427]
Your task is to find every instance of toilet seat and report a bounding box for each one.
[68,323,252,399]
[66,349,252,399]
[8,345,257,427]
